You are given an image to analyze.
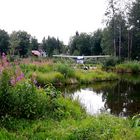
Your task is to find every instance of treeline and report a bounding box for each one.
[0,30,65,57]
[102,0,140,60]
[0,0,140,59]
[69,0,140,60]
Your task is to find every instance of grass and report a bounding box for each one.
[34,69,118,86]
[0,114,140,140]
[35,71,64,85]
[20,62,118,86]
[116,61,140,73]
[20,63,53,74]
[75,69,118,84]
[0,58,140,139]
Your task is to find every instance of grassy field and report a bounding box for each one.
[20,59,118,86]
[0,114,140,140]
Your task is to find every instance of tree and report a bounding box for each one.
[9,31,20,56]
[104,0,130,58]
[102,15,128,58]
[129,0,140,59]
[9,31,31,57]
[41,36,64,57]
[114,14,128,58]
[90,30,102,55]
[53,38,64,54]
[0,29,9,54]
[105,0,118,56]
[30,37,39,50]
[69,32,91,56]
[101,27,113,55]
[17,31,31,57]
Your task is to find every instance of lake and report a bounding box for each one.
[59,74,140,117]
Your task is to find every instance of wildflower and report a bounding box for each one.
[11,68,25,86]
[1,53,9,67]
[10,78,16,86]
[2,52,6,59]
[33,79,37,84]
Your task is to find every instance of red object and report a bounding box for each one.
[31,50,41,56]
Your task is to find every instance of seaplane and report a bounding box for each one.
[53,54,110,64]
[53,54,110,59]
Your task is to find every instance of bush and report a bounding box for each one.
[11,81,63,119]
[53,97,86,120]
[0,68,62,119]
[103,57,120,68]
[54,63,75,78]
[11,80,45,119]
[0,69,14,116]
[116,61,140,73]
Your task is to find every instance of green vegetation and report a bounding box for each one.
[6,60,140,140]
[36,71,64,85]
[116,61,140,73]
[0,56,140,139]
[20,61,118,86]
[75,69,117,84]
[1,114,140,140]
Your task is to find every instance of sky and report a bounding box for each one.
[0,0,107,44]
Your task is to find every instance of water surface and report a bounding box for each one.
[60,75,140,117]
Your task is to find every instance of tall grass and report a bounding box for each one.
[75,69,118,84]
[35,71,64,85]
[116,61,140,73]
[54,63,75,78]
[20,63,53,74]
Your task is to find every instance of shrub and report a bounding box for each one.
[0,69,13,116]
[53,97,86,120]
[116,61,140,73]
[0,68,63,119]
[103,57,120,68]
[54,63,75,78]
[10,81,62,119]
[11,80,44,119]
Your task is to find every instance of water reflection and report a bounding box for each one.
[58,76,140,117]
[72,88,106,115]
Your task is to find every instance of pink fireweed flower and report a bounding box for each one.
[2,52,6,59]
[11,69,25,86]
[1,53,9,67]
[17,73,24,80]
[10,78,16,86]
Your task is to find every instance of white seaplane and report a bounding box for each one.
[53,54,110,64]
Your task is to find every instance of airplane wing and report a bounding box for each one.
[53,55,110,59]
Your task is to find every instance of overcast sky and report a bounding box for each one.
[0,0,107,44]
